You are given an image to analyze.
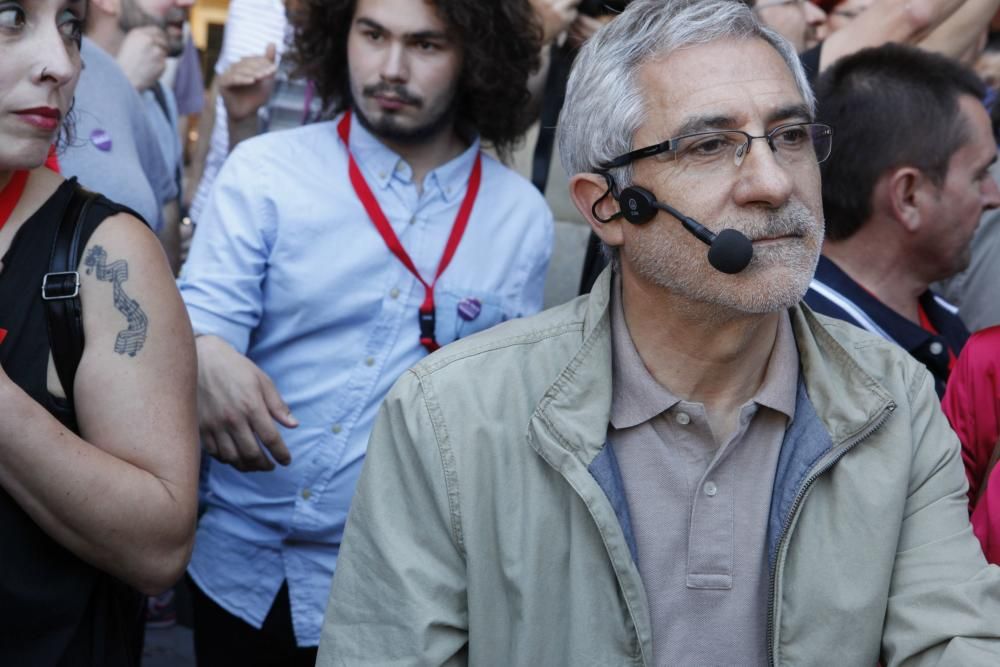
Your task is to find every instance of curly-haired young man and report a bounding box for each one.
[176,0,553,664]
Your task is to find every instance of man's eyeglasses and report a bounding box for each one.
[599,122,833,172]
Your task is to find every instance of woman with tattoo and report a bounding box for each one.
[0,0,199,663]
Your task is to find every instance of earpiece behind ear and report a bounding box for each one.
[618,186,658,224]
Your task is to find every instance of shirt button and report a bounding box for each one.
[378,171,387,179]
[301,488,312,500]
[331,423,342,434]
[676,412,691,425]
[389,288,400,299]
[929,341,944,356]
[409,216,417,225]
[704,481,718,497]
[365,356,375,367]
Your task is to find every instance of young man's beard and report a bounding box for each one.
[352,85,459,147]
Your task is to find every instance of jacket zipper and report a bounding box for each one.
[766,401,897,665]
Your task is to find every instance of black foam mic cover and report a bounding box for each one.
[615,185,754,274]
[707,228,754,274]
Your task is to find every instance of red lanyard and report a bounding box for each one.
[0,170,29,233]
[337,111,482,352]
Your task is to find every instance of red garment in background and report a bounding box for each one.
[942,326,1000,564]
[45,145,60,173]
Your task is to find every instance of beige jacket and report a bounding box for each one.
[318,270,1000,666]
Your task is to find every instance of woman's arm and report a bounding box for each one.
[0,213,199,595]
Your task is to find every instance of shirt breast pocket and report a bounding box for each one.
[434,288,506,347]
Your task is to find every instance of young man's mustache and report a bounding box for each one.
[362,84,423,108]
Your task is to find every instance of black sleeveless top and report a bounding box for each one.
[0,180,144,666]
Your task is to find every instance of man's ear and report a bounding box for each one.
[569,172,625,251]
[882,166,930,234]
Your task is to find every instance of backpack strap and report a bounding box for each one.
[43,184,95,405]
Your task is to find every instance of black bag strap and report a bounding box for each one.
[43,184,95,405]
[530,44,574,194]
[150,82,184,202]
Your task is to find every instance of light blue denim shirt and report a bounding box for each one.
[178,112,553,645]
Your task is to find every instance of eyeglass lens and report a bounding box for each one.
[675,124,831,171]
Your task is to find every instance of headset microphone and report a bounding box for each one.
[617,186,753,275]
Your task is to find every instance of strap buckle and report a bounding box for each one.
[419,308,439,352]
[41,271,81,301]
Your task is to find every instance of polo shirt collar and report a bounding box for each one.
[813,256,966,355]
[609,276,798,430]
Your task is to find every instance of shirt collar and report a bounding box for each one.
[609,277,680,429]
[345,111,481,202]
[609,276,798,430]
[813,255,967,354]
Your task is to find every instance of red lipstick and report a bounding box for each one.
[14,107,61,132]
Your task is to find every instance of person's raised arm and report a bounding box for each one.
[917,0,1000,62]
[219,43,279,152]
[0,213,198,595]
[819,0,966,69]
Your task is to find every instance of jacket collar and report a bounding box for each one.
[526,267,897,667]
[534,267,896,467]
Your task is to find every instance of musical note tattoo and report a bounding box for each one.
[83,245,148,357]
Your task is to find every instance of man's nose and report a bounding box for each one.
[733,139,796,209]
[804,1,827,27]
[380,42,408,83]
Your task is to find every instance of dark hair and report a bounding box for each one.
[815,43,986,240]
[291,0,542,158]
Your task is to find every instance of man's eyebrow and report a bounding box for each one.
[407,30,449,41]
[355,17,386,31]
[354,17,449,41]
[767,103,813,125]
[671,114,738,137]
[669,103,814,138]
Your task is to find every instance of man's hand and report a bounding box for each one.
[219,43,279,123]
[567,13,613,49]
[530,0,582,46]
[117,27,169,92]
[195,335,298,472]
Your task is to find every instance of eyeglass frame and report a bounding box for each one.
[598,121,834,171]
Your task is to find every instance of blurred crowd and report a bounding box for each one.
[4,0,1000,665]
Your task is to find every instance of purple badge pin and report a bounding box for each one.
[89,129,112,152]
[457,297,482,322]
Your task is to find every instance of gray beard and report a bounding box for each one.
[625,199,824,319]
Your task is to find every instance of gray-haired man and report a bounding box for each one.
[317,1,1000,664]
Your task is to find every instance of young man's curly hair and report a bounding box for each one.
[291,0,542,158]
